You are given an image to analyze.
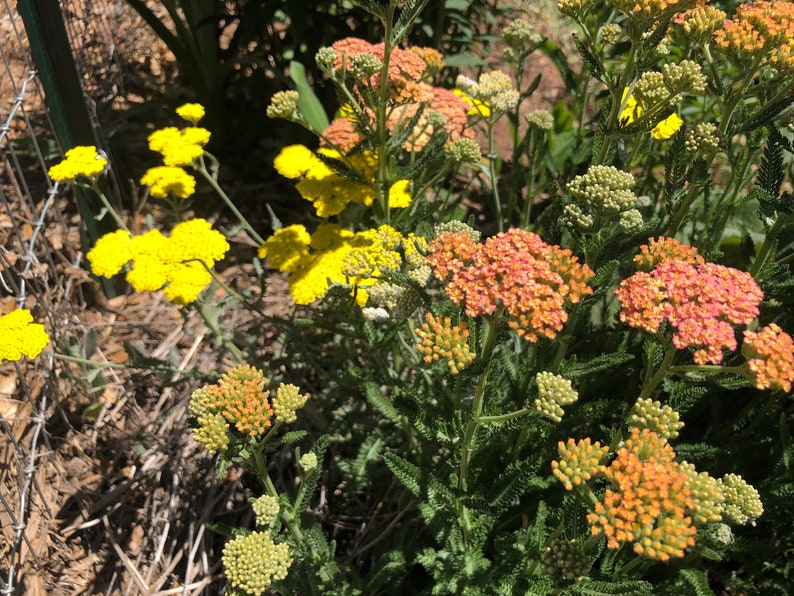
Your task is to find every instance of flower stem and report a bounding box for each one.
[89,181,128,231]
[750,212,792,277]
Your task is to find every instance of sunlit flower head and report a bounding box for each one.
[742,323,794,392]
[0,309,50,362]
[175,103,205,124]
[48,145,108,183]
[415,313,475,375]
[222,531,292,594]
[140,165,196,199]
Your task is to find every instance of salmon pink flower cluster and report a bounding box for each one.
[742,323,794,392]
[427,229,594,342]
[615,254,763,364]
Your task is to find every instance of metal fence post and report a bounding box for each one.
[17,0,112,247]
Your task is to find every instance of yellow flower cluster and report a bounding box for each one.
[86,218,229,304]
[0,309,50,362]
[260,223,426,306]
[138,103,210,200]
[273,145,408,217]
[48,145,108,183]
[272,383,309,424]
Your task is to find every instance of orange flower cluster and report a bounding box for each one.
[587,428,696,561]
[714,0,794,76]
[742,323,794,392]
[322,38,472,153]
[427,229,594,342]
[615,259,763,364]
[415,313,475,375]
[633,236,704,271]
[612,0,697,23]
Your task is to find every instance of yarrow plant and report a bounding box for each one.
[47,0,794,593]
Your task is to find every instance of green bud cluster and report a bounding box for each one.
[662,60,707,95]
[685,122,721,154]
[600,23,623,45]
[626,397,684,439]
[348,52,383,79]
[683,6,727,44]
[534,372,578,423]
[223,532,293,595]
[618,208,644,232]
[634,71,672,107]
[252,495,280,528]
[557,0,598,19]
[272,383,309,424]
[680,462,724,525]
[565,165,637,230]
[456,72,519,112]
[446,138,483,163]
[315,47,336,71]
[525,109,554,130]
[266,90,300,120]
[541,538,590,581]
[192,412,229,454]
[434,221,481,240]
[300,452,319,473]
[719,474,763,525]
[502,20,535,50]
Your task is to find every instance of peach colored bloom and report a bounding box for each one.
[742,323,794,392]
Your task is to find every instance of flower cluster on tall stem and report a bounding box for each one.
[427,228,594,341]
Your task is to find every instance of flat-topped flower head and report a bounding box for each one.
[272,383,309,424]
[266,90,300,120]
[719,473,763,525]
[682,6,726,44]
[587,428,696,561]
[634,237,704,269]
[251,494,280,528]
[222,531,292,594]
[612,0,698,25]
[564,165,637,230]
[742,324,794,392]
[428,229,594,342]
[415,313,475,375]
[147,126,210,167]
[616,259,763,364]
[48,145,108,183]
[0,309,50,362]
[175,103,205,124]
[541,538,590,581]
[680,462,725,526]
[551,437,608,491]
[140,165,196,199]
[534,371,578,422]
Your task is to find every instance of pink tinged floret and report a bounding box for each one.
[616,259,764,364]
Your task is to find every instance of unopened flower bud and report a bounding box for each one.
[251,495,280,528]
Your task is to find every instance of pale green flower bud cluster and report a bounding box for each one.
[446,138,482,163]
[680,462,724,526]
[526,108,554,130]
[626,397,684,439]
[662,60,707,95]
[456,71,519,112]
[503,20,535,50]
[564,165,637,230]
[252,495,280,528]
[719,474,763,525]
[426,111,447,128]
[434,221,481,241]
[362,306,391,322]
[348,52,383,80]
[223,532,292,595]
[709,523,734,545]
[299,452,319,473]
[315,47,336,71]
[685,122,721,154]
[366,282,421,320]
[557,0,598,19]
[534,372,578,422]
[618,208,643,232]
[192,412,229,454]
[600,23,623,45]
[272,383,309,424]
[682,6,726,45]
[266,90,301,120]
[541,538,590,581]
[634,71,671,107]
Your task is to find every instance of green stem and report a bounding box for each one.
[195,157,265,245]
[638,341,677,400]
[666,175,704,238]
[668,364,747,376]
[457,313,502,538]
[479,407,534,424]
[549,305,581,373]
[486,119,504,232]
[88,181,128,231]
[595,40,639,165]
[193,300,245,363]
[750,212,793,277]
[613,553,647,577]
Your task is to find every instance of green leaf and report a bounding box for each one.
[384,452,423,497]
[679,568,715,596]
[290,60,329,132]
[364,382,402,425]
[443,53,488,67]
